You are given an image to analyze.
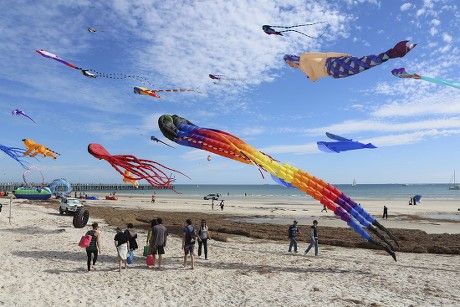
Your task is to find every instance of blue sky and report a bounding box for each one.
[0,0,459,185]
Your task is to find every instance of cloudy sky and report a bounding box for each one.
[0,0,459,185]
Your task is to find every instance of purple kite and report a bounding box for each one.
[12,109,36,123]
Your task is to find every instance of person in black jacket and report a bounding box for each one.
[125,223,138,251]
[305,220,318,256]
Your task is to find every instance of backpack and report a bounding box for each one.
[185,226,197,244]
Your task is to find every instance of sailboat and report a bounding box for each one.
[352,178,356,187]
[449,170,460,190]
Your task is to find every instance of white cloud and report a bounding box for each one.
[400,3,413,11]
[442,33,453,43]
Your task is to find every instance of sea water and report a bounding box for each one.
[105,184,460,200]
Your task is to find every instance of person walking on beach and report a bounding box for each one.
[288,220,300,253]
[305,220,319,256]
[125,223,139,251]
[211,199,214,210]
[220,200,225,211]
[85,222,101,272]
[114,227,130,272]
[321,205,327,213]
[198,219,211,260]
[183,218,197,269]
[383,206,388,219]
[150,217,168,269]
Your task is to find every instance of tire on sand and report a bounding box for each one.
[73,208,89,228]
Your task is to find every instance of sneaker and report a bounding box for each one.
[288,250,292,253]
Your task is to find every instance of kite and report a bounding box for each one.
[317,141,377,153]
[48,178,72,196]
[391,68,460,89]
[262,22,329,38]
[87,143,190,192]
[284,40,417,81]
[22,139,60,160]
[151,136,175,148]
[23,165,44,187]
[12,109,36,123]
[325,132,352,142]
[134,86,195,99]
[0,144,28,168]
[317,133,377,153]
[88,27,103,33]
[123,170,138,187]
[158,114,398,260]
[208,74,244,84]
[36,49,153,84]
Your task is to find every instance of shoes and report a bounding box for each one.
[205,258,208,260]
[288,250,292,253]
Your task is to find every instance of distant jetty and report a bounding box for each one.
[0,182,173,192]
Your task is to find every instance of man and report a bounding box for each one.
[305,220,319,256]
[150,217,168,270]
[183,218,197,269]
[383,206,388,219]
[288,220,300,253]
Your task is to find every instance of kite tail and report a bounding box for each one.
[372,220,400,248]
[369,238,397,261]
[326,40,416,78]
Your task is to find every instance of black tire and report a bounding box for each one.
[73,208,89,228]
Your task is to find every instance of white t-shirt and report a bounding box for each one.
[199,225,208,239]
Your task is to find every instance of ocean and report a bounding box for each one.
[108,183,460,200]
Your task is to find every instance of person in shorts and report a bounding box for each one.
[182,218,197,269]
[150,217,168,270]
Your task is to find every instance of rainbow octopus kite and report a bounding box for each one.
[158,114,399,260]
[36,49,153,85]
[391,68,460,89]
[133,86,195,99]
[284,40,416,81]
[12,109,36,123]
[262,22,329,38]
[23,139,60,160]
[88,143,189,192]
[0,143,28,168]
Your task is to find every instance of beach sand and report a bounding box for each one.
[1,195,459,306]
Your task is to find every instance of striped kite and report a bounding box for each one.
[391,68,460,89]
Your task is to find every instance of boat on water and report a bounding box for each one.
[13,187,52,200]
[449,170,460,190]
[352,179,356,187]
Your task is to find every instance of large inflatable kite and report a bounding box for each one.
[0,143,28,168]
[317,133,377,153]
[12,109,36,123]
[284,40,416,81]
[49,178,72,196]
[23,139,60,159]
[158,114,398,260]
[123,170,138,187]
[88,143,189,192]
[391,68,460,89]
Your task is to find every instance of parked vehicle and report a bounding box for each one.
[204,193,220,200]
[59,197,84,215]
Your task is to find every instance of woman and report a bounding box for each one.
[85,222,101,271]
[114,227,130,272]
[125,223,138,251]
[197,219,211,260]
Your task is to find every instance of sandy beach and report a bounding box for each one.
[1,195,459,306]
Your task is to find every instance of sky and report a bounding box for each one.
[0,0,459,186]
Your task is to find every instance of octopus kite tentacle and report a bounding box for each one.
[159,115,398,260]
[0,144,29,169]
[87,144,190,193]
[326,40,416,79]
